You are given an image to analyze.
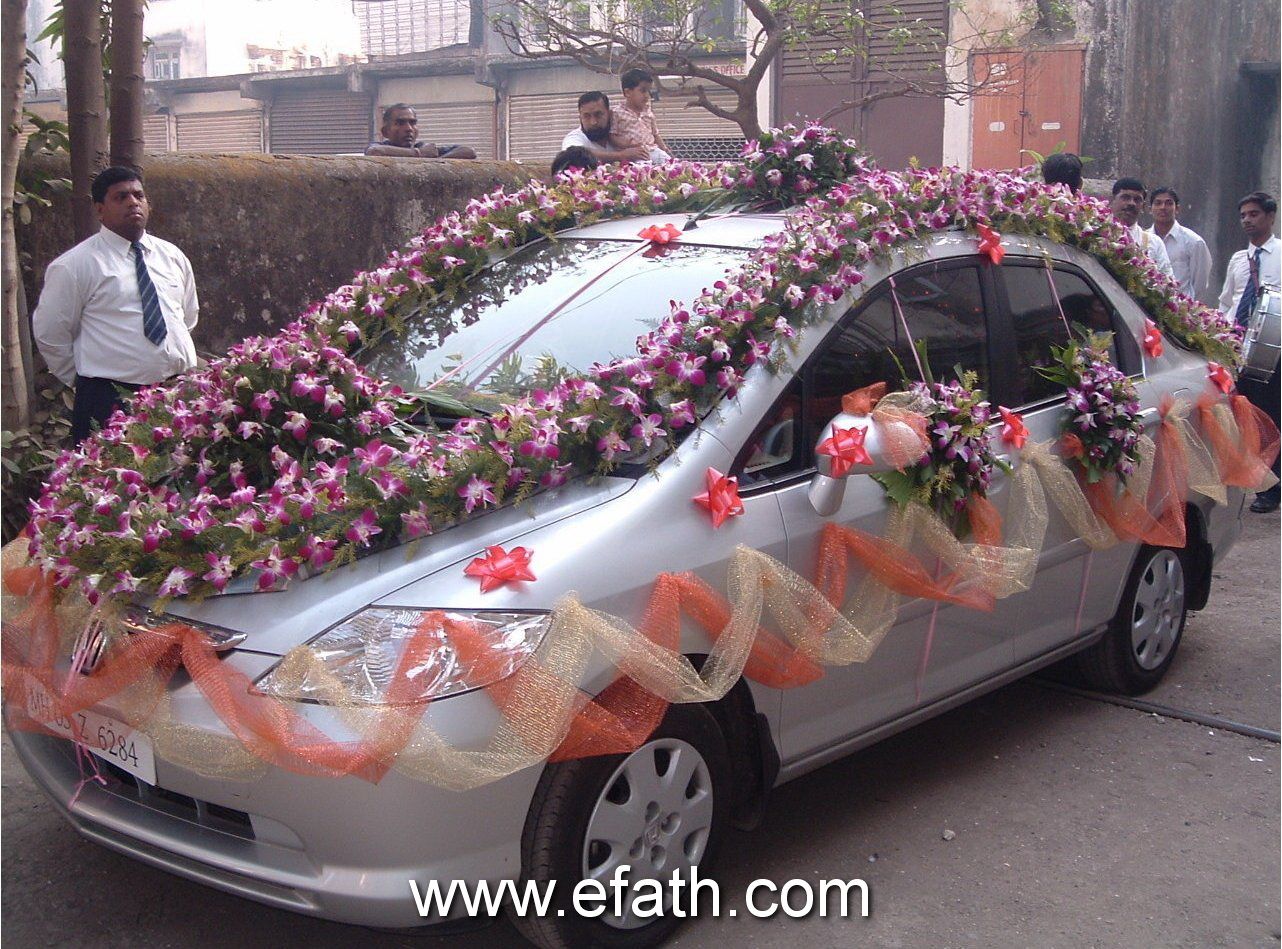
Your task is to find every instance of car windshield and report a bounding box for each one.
[360,238,749,412]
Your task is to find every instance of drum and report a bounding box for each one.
[1242,284,1281,383]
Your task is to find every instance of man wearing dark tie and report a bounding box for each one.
[33,166,200,444]
[1218,191,1280,512]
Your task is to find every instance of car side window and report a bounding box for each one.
[804,263,989,451]
[999,263,1139,408]
[736,379,804,487]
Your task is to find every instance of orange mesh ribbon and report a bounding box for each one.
[841,382,930,470]
[816,522,995,613]
[1083,397,1188,548]
[1196,392,1281,490]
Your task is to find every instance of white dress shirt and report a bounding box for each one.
[1126,222,1175,279]
[560,127,670,163]
[1146,220,1213,302]
[33,227,199,387]
[1219,234,1282,316]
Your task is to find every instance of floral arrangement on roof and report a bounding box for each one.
[23,125,1239,602]
[1036,336,1145,484]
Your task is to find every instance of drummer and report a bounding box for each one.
[1219,190,1280,513]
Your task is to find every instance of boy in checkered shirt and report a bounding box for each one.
[609,68,672,162]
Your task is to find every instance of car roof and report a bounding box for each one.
[558,212,789,249]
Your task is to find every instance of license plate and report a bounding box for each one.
[25,684,157,786]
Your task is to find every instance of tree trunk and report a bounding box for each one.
[2,0,31,429]
[64,0,107,241]
[109,0,145,168]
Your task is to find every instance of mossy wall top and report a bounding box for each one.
[18,153,540,359]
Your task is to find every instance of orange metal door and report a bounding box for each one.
[971,51,1025,169]
[970,47,1084,170]
[1021,48,1085,160]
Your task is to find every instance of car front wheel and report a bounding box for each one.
[510,702,731,949]
[1076,544,1189,694]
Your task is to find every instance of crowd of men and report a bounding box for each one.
[1042,153,1279,511]
[29,101,1281,511]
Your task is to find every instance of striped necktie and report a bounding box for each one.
[1234,247,1263,327]
[130,240,168,346]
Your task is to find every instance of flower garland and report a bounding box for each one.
[736,125,869,204]
[24,126,1239,601]
[1037,337,1144,483]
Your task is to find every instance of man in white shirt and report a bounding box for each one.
[560,91,668,165]
[33,166,199,443]
[1146,187,1213,302]
[1218,191,1280,512]
[1111,177,1175,280]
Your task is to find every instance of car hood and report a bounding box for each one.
[157,475,636,657]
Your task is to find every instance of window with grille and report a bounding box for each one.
[149,49,180,81]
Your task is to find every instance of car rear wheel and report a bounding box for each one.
[509,702,731,949]
[1076,544,1188,695]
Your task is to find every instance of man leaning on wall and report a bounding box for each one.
[366,104,477,159]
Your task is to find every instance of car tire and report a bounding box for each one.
[1075,544,1189,695]
[509,702,732,949]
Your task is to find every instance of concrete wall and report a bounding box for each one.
[17,155,539,359]
[1079,0,1281,289]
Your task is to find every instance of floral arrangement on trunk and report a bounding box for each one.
[1037,337,1144,483]
[23,126,1237,602]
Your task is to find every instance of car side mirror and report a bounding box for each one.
[807,410,904,517]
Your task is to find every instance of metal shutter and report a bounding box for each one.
[175,110,263,153]
[143,113,170,152]
[780,0,946,82]
[654,86,742,136]
[356,0,468,57]
[412,100,496,159]
[508,95,580,163]
[655,85,744,161]
[269,90,373,155]
[865,0,948,78]
[780,0,856,83]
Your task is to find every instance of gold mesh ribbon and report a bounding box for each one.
[3,384,1275,790]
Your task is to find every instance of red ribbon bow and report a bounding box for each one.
[464,545,536,593]
[638,224,681,245]
[1143,319,1165,358]
[1206,361,1234,394]
[976,223,1005,265]
[816,425,873,478]
[692,467,745,528]
[998,406,1028,449]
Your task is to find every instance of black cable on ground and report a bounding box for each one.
[1030,678,1282,743]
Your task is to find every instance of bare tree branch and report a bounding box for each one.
[491,0,1032,142]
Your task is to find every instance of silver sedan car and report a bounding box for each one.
[7,211,1243,947]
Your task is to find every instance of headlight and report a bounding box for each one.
[254,608,550,705]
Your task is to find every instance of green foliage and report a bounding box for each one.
[14,113,72,224]
[2,391,72,544]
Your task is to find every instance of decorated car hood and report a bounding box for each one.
[157,475,636,656]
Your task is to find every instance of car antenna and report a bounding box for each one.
[683,191,740,231]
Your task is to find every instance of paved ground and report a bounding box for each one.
[3,515,1278,948]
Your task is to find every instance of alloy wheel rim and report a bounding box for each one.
[581,737,714,930]
[1130,550,1185,670]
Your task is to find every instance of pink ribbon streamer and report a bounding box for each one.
[1044,259,1072,337]
[889,276,928,382]
[1073,550,1094,637]
[914,557,943,703]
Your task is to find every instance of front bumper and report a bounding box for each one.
[5,688,539,930]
